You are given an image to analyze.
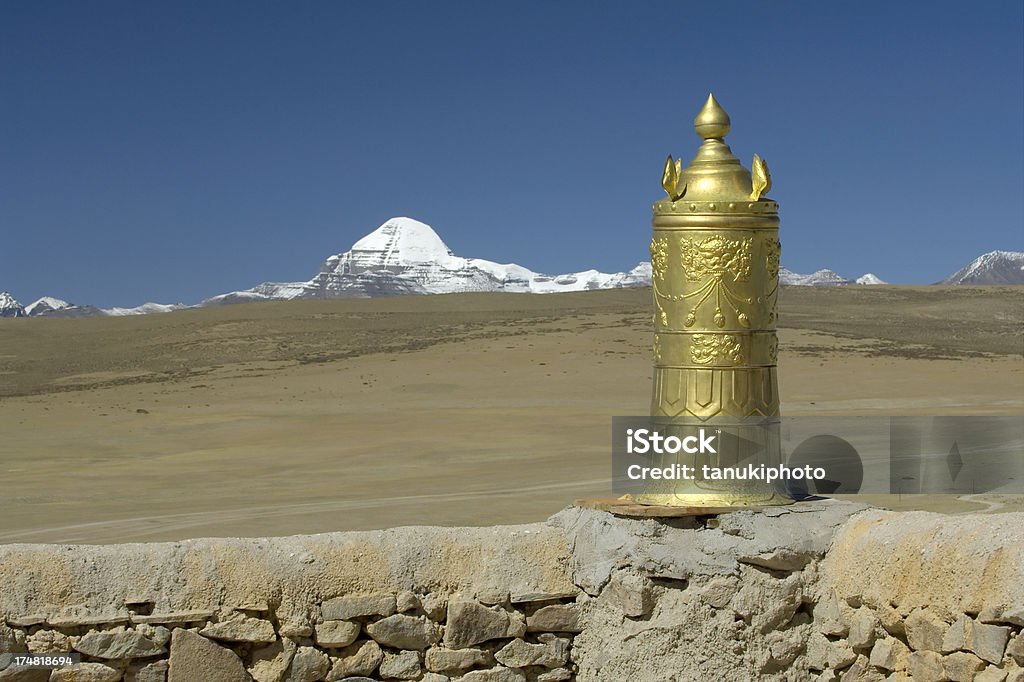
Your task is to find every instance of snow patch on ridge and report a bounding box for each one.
[102,302,187,316]
[779,267,850,286]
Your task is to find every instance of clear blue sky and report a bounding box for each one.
[2,1,1022,307]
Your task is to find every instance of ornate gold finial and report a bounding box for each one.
[661,155,685,201]
[750,154,772,201]
[694,93,731,140]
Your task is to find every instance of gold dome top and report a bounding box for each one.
[654,93,777,217]
[694,93,731,140]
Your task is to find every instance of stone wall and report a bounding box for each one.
[0,503,1021,682]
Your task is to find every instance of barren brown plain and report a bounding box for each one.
[0,285,1021,544]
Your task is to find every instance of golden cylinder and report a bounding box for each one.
[633,94,792,507]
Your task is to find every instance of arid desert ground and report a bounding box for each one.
[0,285,1021,544]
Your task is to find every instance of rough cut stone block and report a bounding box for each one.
[836,655,878,682]
[424,646,493,674]
[700,577,739,609]
[738,545,815,572]
[421,675,450,682]
[458,668,527,682]
[526,605,580,633]
[421,594,447,622]
[443,599,525,650]
[942,651,985,681]
[814,593,850,638]
[134,624,171,649]
[125,659,169,682]
[50,662,121,682]
[608,570,653,619]
[396,591,420,614]
[73,627,165,659]
[321,594,396,621]
[942,614,1010,664]
[474,590,509,606]
[201,613,276,644]
[167,628,250,682]
[906,651,948,682]
[494,635,569,668]
[278,621,313,639]
[974,667,1008,682]
[315,621,361,648]
[26,630,71,654]
[130,610,216,625]
[509,590,578,604]
[875,604,906,638]
[967,621,1010,665]
[2,626,26,653]
[942,614,972,653]
[905,609,947,652]
[1007,633,1024,665]
[0,665,49,682]
[379,650,421,680]
[868,636,910,672]
[847,608,878,650]
[47,615,131,628]
[326,640,382,680]
[978,604,1024,627]
[284,646,330,682]
[249,637,296,682]
[766,629,803,667]
[537,669,572,682]
[365,615,440,650]
[805,632,831,672]
[827,640,857,671]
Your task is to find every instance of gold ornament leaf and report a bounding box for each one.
[661,155,677,198]
[750,154,772,201]
[661,155,686,201]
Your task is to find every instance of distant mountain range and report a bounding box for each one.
[777,268,888,287]
[0,293,187,318]
[1,218,1021,318]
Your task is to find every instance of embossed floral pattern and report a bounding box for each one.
[690,334,744,365]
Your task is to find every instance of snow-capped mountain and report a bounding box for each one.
[779,268,850,286]
[24,296,72,316]
[941,250,1024,285]
[103,302,188,316]
[0,291,25,317]
[778,268,887,286]
[204,217,651,304]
